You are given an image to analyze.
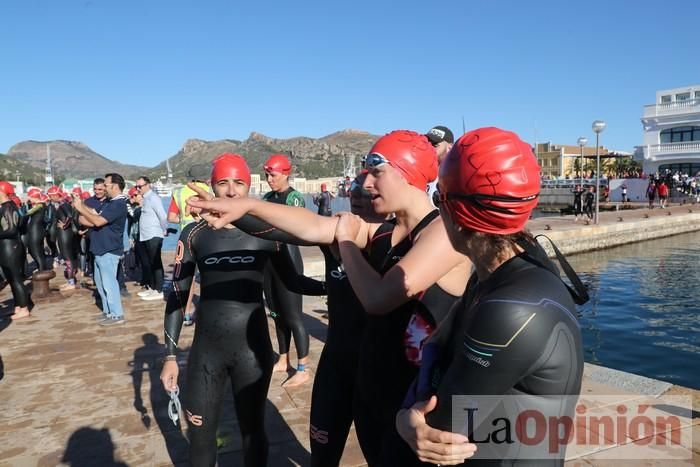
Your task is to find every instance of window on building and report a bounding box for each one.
[695,91,700,99]
[661,95,672,103]
[660,126,700,143]
[676,92,691,101]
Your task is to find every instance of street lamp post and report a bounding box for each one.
[577,137,588,188]
[592,120,606,224]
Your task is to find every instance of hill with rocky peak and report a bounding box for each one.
[7,140,147,180]
[0,153,45,185]
[152,130,380,181]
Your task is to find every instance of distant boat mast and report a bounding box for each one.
[342,154,357,177]
[166,158,173,185]
[45,143,54,186]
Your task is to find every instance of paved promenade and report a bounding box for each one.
[1,208,698,466]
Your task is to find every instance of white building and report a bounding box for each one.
[636,84,700,176]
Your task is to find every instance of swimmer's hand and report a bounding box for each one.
[186,182,251,229]
[334,212,362,243]
[396,395,476,465]
[160,360,179,393]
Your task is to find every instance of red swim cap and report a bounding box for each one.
[10,195,21,207]
[27,187,42,199]
[128,187,138,197]
[365,130,437,192]
[71,186,82,195]
[438,127,540,234]
[320,183,327,191]
[81,191,91,200]
[47,185,60,196]
[263,154,292,175]
[38,193,49,203]
[211,153,251,186]
[0,181,15,196]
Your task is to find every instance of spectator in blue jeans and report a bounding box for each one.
[73,173,128,326]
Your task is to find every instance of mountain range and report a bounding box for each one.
[4,130,381,183]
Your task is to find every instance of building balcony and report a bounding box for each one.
[638,142,700,161]
[643,99,700,118]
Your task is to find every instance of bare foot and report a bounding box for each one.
[59,282,78,291]
[282,370,310,388]
[272,359,293,373]
[11,308,30,320]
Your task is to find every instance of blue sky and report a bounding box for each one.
[2,0,699,167]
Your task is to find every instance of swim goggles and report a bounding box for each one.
[432,189,539,215]
[362,153,390,170]
[168,385,182,426]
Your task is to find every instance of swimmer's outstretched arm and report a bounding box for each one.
[187,185,361,246]
[233,215,316,247]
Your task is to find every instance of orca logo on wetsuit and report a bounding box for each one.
[203,255,256,265]
[330,266,347,280]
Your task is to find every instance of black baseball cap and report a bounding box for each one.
[187,163,211,182]
[425,125,454,145]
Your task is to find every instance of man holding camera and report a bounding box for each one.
[73,173,128,325]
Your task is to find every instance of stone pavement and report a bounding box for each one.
[0,251,698,466]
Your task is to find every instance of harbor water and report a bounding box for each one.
[567,230,700,389]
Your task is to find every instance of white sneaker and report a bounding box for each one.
[137,288,152,297]
[142,291,164,301]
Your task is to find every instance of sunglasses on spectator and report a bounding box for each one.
[135,184,146,189]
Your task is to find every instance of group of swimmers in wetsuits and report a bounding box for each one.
[159,126,587,467]
[0,182,94,320]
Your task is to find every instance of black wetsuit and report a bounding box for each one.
[45,202,60,263]
[571,189,584,216]
[24,203,49,271]
[353,210,460,466]
[584,192,594,219]
[262,187,309,362]
[316,191,332,216]
[0,200,30,307]
[310,246,366,467]
[164,221,325,467]
[396,254,583,466]
[56,201,79,280]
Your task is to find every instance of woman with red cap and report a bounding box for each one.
[45,185,62,267]
[313,182,335,217]
[23,188,50,271]
[55,187,81,290]
[261,153,311,387]
[0,181,32,319]
[188,131,471,466]
[159,153,325,467]
[395,128,584,466]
